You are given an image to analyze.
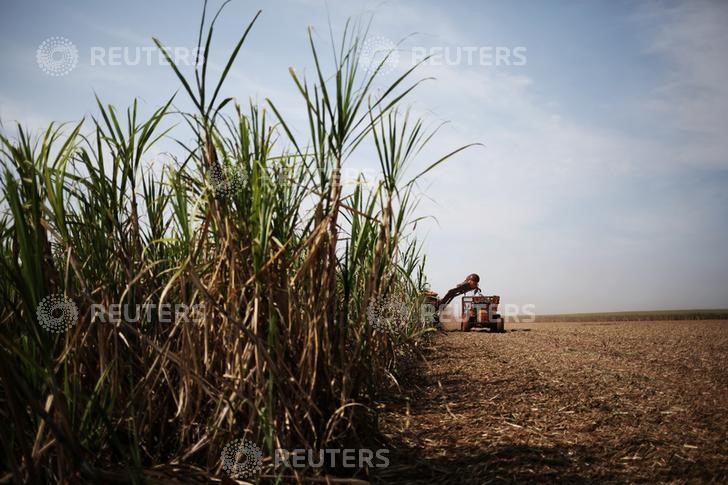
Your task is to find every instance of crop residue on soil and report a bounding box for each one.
[377,320,728,483]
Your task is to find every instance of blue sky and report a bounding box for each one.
[1,0,727,313]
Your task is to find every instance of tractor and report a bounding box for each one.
[461,295,505,332]
[425,273,505,332]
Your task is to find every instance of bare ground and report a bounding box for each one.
[375,320,728,484]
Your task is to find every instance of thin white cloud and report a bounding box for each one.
[636,1,728,167]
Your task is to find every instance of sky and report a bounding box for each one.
[1,0,727,313]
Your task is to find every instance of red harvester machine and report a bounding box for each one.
[427,274,505,333]
[461,295,504,332]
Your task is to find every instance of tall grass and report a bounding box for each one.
[0,5,472,482]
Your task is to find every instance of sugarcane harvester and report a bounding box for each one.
[424,273,505,332]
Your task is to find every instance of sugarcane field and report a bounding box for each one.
[1,1,727,483]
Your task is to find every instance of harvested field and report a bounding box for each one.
[376,320,728,483]
[527,309,728,323]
